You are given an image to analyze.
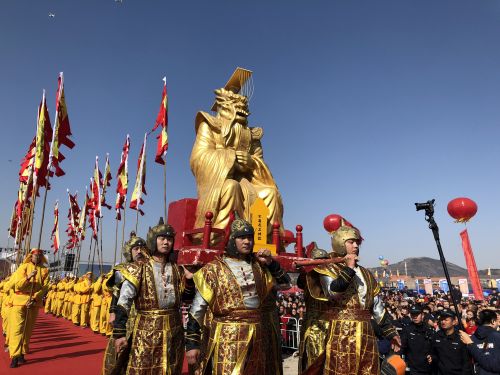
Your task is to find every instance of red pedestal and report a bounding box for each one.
[167,198,198,249]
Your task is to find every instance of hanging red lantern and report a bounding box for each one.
[323,214,354,233]
[447,197,478,223]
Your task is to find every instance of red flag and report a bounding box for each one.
[100,154,113,209]
[91,156,102,218]
[460,229,484,300]
[129,133,147,215]
[65,191,80,250]
[19,138,35,184]
[50,72,75,177]
[34,90,53,188]
[153,77,169,164]
[78,187,90,241]
[115,135,130,220]
[51,201,60,253]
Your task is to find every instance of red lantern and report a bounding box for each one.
[447,197,478,223]
[323,214,354,233]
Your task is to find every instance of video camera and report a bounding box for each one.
[414,199,435,212]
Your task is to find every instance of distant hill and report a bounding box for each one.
[369,257,500,278]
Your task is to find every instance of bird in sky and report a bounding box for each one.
[48,13,55,18]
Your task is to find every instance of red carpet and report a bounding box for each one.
[0,309,107,374]
[1,309,189,374]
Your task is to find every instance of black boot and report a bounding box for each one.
[18,355,26,364]
[10,357,19,368]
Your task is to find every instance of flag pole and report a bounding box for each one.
[72,243,80,277]
[135,208,139,234]
[98,218,103,275]
[113,216,119,265]
[36,177,51,248]
[25,187,37,255]
[163,162,167,221]
[91,238,97,275]
[120,208,126,263]
[86,235,94,274]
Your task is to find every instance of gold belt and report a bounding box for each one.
[314,308,372,321]
[137,309,179,316]
[214,309,262,323]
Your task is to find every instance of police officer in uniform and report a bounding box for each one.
[400,304,434,374]
[428,308,472,375]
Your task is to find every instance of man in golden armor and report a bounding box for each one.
[113,219,195,374]
[9,248,49,368]
[190,68,283,238]
[102,235,148,375]
[299,225,401,375]
[185,218,291,375]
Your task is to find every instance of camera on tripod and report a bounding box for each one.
[415,199,435,212]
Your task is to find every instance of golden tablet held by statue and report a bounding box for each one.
[190,68,284,240]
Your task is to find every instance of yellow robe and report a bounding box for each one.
[1,277,15,344]
[100,275,113,335]
[79,277,92,327]
[44,283,56,313]
[72,279,82,324]
[55,279,66,316]
[90,278,103,332]
[8,261,49,358]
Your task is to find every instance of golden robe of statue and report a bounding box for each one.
[190,87,283,237]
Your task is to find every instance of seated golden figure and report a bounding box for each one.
[190,68,283,240]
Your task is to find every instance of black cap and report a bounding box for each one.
[410,305,423,315]
[439,308,456,318]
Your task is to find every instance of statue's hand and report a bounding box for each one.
[235,151,255,170]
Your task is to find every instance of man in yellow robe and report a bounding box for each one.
[72,276,83,325]
[90,275,103,333]
[299,225,400,375]
[190,73,283,239]
[63,276,75,319]
[79,272,92,327]
[55,276,67,317]
[8,248,49,368]
[44,279,57,314]
[100,273,113,336]
[1,276,15,350]
[185,218,290,375]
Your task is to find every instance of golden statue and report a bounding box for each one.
[190,68,283,239]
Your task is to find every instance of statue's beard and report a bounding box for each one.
[218,104,249,126]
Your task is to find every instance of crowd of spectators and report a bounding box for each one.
[276,287,500,373]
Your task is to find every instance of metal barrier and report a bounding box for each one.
[280,317,301,350]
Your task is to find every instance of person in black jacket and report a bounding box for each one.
[400,304,434,375]
[428,308,473,375]
[459,309,500,375]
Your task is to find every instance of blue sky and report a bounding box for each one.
[1,1,499,270]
